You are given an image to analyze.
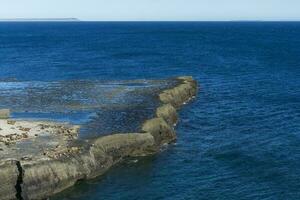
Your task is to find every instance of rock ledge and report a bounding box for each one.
[0,76,198,200]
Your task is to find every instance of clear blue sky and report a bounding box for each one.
[0,0,300,21]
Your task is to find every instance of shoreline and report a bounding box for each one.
[0,76,197,200]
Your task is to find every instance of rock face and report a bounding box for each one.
[0,160,19,200]
[142,118,176,145]
[0,76,198,200]
[159,76,197,107]
[156,103,178,126]
[21,133,156,199]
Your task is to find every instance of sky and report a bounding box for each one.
[0,0,300,21]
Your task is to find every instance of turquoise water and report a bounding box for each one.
[0,22,300,199]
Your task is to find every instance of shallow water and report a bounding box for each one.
[0,79,175,138]
[0,22,299,199]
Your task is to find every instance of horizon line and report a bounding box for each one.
[1,18,300,22]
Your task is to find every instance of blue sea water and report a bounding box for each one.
[0,22,300,199]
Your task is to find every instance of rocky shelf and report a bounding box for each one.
[0,76,197,200]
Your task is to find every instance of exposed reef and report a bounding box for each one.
[0,76,197,200]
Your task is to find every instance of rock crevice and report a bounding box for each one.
[15,161,24,200]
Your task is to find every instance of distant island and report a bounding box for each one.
[0,18,80,22]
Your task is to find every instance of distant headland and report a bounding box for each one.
[0,18,80,22]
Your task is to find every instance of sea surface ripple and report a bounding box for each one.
[0,22,299,199]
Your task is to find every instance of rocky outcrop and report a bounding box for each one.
[142,118,176,145]
[156,103,178,126]
[159,76,197,108]
[0,76,197,200]
[21,133,156,199]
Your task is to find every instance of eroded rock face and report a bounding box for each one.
[0,76,198,200]
[21,133,156,200]
[159,76,197,107]
[0,160,19,200]
[92,133,156,159]
[21,151,109,200]
[142,118,176,145]
[156,103,178,126]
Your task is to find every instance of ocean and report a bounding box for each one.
[0,22,299,199]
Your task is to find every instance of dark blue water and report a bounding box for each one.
[0,22,300,199]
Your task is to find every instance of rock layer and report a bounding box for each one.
[0,160,19,200]
[0,76,197,200]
